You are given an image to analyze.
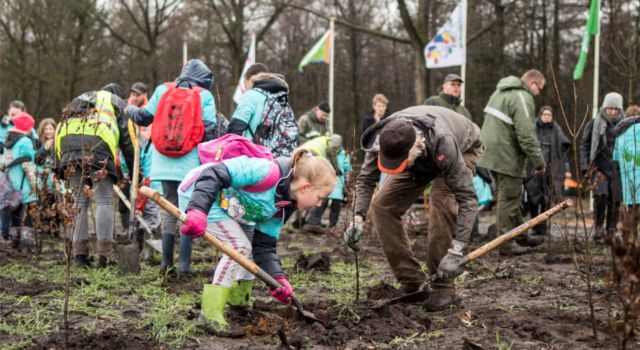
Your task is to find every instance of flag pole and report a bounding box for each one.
[329,17,335,134]
[183,40,188,66]
[460,0,467,105]
[592,0,600,119]
[250,32,256,60]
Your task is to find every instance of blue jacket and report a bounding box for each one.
[2,132,36,203]
[613,115,640,205]
[179,156,295,278]
[328,149,351,201]
[128,59,216,181]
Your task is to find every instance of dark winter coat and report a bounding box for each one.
[356,106,482,242]
[580,108,622,200]
[525,109,571,205]
[56,85,134,181]
[361,109,391,136]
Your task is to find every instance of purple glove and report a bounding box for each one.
[268,275,293,304]
[180,209,207,238]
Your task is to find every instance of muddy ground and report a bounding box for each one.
[0,202,638,349]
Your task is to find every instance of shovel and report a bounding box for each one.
[139,186,325,325]
[374,199,573,309]
[115,128,142,274]
[112,185,162,254]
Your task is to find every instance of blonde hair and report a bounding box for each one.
[372,93,389,106]
[37,118,57,141]
[521,69,545,85]
[290,147,337,190]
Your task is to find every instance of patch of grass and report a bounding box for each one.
[521,275,542,285]
[383,330,444,349]
[497,305,524,314]
[0,298,58,337]
[496,330,514,350]
[547,301,579,313]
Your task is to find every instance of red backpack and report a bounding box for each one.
[152,82,205,157]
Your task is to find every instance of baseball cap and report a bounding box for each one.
[444,74,463,83]
[130,82,148,94]
[377,118,416,174]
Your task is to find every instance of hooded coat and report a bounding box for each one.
[613,114,640,205]
[524,107,571,205]
[423,92,471,119]
[55,84,134,181]
[478,76,545,178]
[127,59,217,181]
[297,108,328,144]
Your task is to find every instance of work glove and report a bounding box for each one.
[180,209,208,238]
[343,215,364,251]
[437,239,466,280]
[268,275,293,304]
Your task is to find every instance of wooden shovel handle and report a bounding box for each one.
[138,186,282,290]
[461,199,573,265]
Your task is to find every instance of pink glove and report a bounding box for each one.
[268,275,293,304]
[181,209,207,238]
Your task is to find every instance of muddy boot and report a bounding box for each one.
[499,242,533,256]
[423,289,461,312]
[301,223,326,235]
[10,233,20,249]
[75,254,91,268]
[515,233,544,247]
[97,255,109,268]
[160,234,175,275]
[199,284,245,338]
[228,280,253,315]
[177,235,194,276]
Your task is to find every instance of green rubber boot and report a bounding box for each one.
[199,284,245,338]
[228,280,253,308]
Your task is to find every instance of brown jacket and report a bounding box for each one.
[355,106,482,242]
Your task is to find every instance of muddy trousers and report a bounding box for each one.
[70,170,114,256]
[207,220,255,288]
[593,195,619,232]
[370,172,460,293]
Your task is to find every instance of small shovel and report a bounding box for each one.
[374,199,573,309]
[139,186,325,325]
[115,129,142,274]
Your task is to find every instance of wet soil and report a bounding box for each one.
[28,327,160,350]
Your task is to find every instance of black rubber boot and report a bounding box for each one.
[75,254,91,268]
[97,255,108,268]
[423,290,461,312]
[160,234,175,275]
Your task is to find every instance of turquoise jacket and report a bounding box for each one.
[613,119,640,205]
[2,134,37,203]
[178,156,289,239]
[231,89,267,140]
[139,135,164,194]
[328,149,351,201]
[142,83,216,181]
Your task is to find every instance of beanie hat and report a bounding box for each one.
[602,92,623,110]
[318,101,331,114]
[11,112,35,132]
[378,118,416,174]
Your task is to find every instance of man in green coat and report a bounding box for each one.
[478,69,546,255]
[297,101,330,144]
[424,74,471,119]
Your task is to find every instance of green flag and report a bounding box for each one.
[298,30,332,73]
[573,0,600,80]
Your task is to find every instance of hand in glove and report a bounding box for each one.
[180,209,208,238]
[268,275,293,304]
[343,215,364,250]
[437,239,466,280]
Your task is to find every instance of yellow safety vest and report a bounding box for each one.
[302,135,329,159]
[55,90,120,160]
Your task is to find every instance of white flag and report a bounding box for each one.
[424,2,465,68]
[233,35,256,104]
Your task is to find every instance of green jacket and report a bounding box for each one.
[423,92,471,119]
[297,109,328,144]
[478,76,545,177]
